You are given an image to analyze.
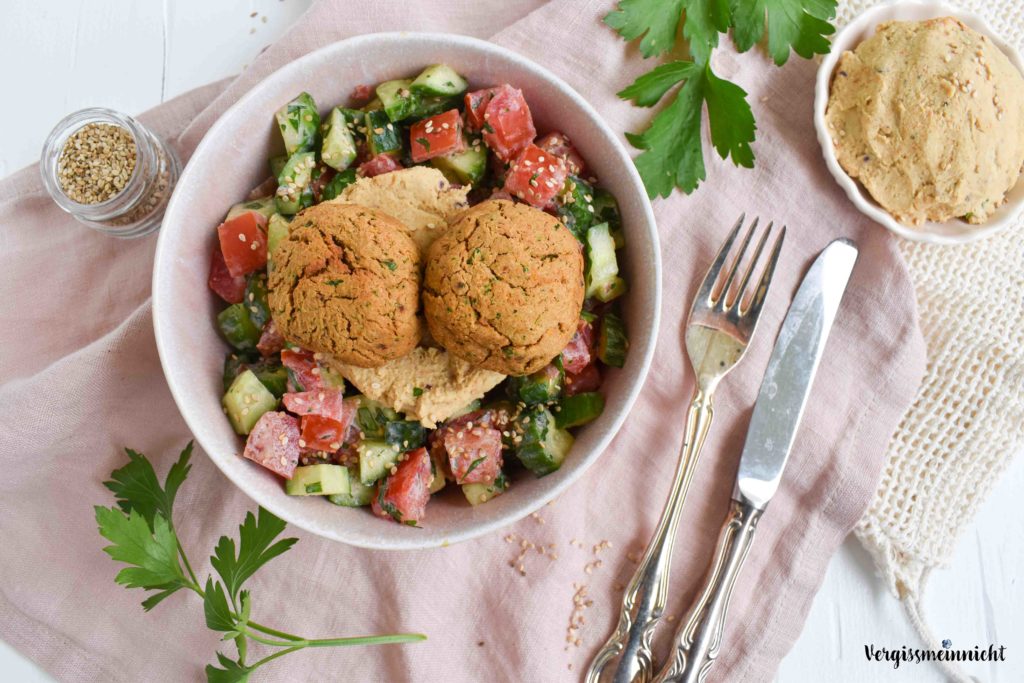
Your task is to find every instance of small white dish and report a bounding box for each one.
[813,0,1024,244]
[153,32,662,550]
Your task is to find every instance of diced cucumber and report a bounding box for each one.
[555,392,605,429]
[320,168,358,201]
[598,313,628,368]
[376,79,418,122]
[462,473,509,506]
[353,397,400,440]
[275,151,316,215]
[321,107,359,171]
[328,467,375,506]
[410,64,468,97]
[223,369,279,435]
[217,303,261,351]
[449,400,481,420]
[361,97,383,112]
[591,189,623,246]
[226,196,276,222]
[358,439,402,485]
[556,176,595,241]
[267,213,291,258]
[409,95,459,120]
[384,420,426,451]
[514,407,574,476]
[338,107,366,133]
[285,464,350,496]
[585,222,623,301]
[249,360,288,398]
[269,155,288,180]
[222,352,256,392]
[365,110,403,157]
[243,273,270,329]
[319,365,345,390]
[275,92,320,155]
[430,137,487,185]
[507,365,562,405]
[428,452,447,494]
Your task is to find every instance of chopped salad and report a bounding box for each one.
[208,64,629,526]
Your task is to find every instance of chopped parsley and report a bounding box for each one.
[326,279,343,286]
[382,260,398,271]
[413,387,424,397]
[464,456,487,479]
[482,121,494,134]
[416,137,431,152]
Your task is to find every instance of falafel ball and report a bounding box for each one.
[268,202,420,367]
[423,199,584,376]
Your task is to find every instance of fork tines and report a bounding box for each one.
[703,214,786,317]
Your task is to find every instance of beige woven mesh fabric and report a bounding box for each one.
[835,2,1024,680]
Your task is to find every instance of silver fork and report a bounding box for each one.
[585,215,785,683]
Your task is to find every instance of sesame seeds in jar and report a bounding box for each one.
[40,108,180,238]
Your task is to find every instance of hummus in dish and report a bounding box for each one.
[826,17,1024,226]
[333,166,469,254]
[325,347,505,429]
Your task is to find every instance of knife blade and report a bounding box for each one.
[735,238,858,510]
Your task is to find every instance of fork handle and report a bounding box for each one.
[584,389,714,683]
[652,498,762,683]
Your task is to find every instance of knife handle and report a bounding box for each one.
[652,498,762,683]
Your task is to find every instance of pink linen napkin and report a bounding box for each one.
[0,1,926,681]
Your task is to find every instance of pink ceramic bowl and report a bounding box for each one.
[153,32,661,550]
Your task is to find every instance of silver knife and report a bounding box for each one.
[652,239,858,683]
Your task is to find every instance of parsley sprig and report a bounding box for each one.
[96,443,425,682]
[606,0,837,197]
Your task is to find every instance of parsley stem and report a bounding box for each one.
[242,625,425,649]
[249,645,303,670]
[245,621,304,641]
[176,539,200,588]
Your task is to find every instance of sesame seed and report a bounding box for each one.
[238,233,247,242]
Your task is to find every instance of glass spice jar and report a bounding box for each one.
[40,107,180,238]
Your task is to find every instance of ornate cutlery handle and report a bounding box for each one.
[585,390,714,683]
[652,498,762,683]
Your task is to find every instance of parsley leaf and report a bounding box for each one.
[210,507,297,601]
[463,456,487,479]
[204,578,239,634]
[731,0,837,65]
[103,442,193,530]
[621,61,754,196]
[205,652,252,683]
[680,0,732,64]
[604,0,685,58]
[96,506,187,607]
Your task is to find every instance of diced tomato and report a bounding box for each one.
[445,426,503,484]
[372,448,432,525]
[256,320,285,357]
[281,348,324,393]
[283,389,355,426]
[247,176,278,201]
[217,212,269,277]
[481,85,536,161]
[503,144,568,208]
[536,132,585,176]
[565,362,602,396]
[300,414,347,452]
[243,411,300,479]
[359,153,402,178]
[561,318,595,374]
[409,109,465,163]
[208,246,247,303]
[351,84,374,103]
[464,87,499,131]
[311,166,335,203]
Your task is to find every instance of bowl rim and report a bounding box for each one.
[153,31,662,550]
[813,0,1024,245]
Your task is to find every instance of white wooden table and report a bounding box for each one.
[2,1,1021,680]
